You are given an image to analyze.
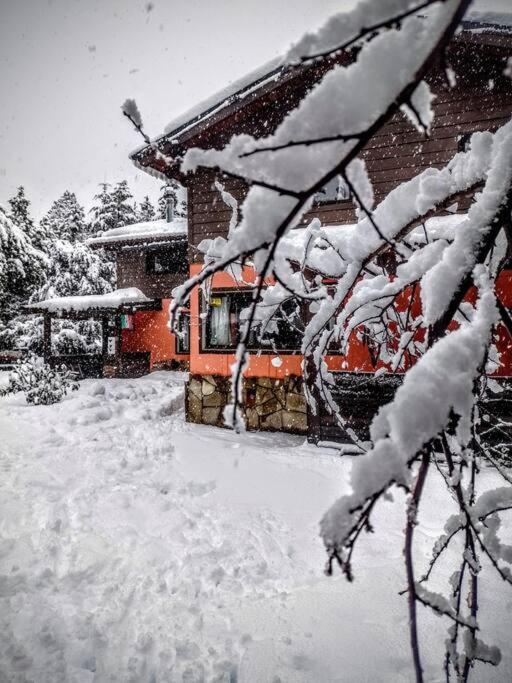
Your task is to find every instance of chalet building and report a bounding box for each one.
[28,215,190,378]
[125,15,512,441]
[29,14,512,442]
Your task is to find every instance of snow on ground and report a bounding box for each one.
[0,371,511,682]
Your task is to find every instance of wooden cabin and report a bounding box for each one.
[129,15,512,440]
[28,217,190,378]
[129,16,512,441]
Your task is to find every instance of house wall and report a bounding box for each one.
[117,248,186,299]
[121,299,188,370]
[188,263,512,379]
[186,40,512,262]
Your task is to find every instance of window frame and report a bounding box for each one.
[199,289,303,355]
[175,311,190,355]
[145,241,188,276]
[313,175,352,205]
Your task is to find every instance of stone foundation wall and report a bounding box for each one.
[186,374,308,434]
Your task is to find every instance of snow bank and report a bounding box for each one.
[0,372,511,681]
[29,287,151,312]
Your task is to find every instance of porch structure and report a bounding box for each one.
[26,288,161,378]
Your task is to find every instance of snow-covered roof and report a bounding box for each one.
[141,11,510,152]
[462,11,512,33]
[160,56,285,143]
[27,288,152,313]
[88,218,187,248]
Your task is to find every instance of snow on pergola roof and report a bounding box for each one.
[26,288,155,315]
[87,218,187,248]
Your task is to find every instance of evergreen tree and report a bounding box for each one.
[158,181,187,221]
[137,195,156,223]
[8,186,47,249]
[34,238,114,301]
[111,180,137,227]
[0,206,47,325]
[1,237,116,355]
[39,191,87,243]
[90,180,137,234]
[89,183,118,234]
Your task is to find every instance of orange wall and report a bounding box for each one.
[188,264,512,379]
[121,298,187,368]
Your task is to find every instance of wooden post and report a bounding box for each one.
[101,316,108,357]
[43,313,51,363]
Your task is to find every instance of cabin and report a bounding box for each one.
[127,14,512,442]
[27,214,190,378]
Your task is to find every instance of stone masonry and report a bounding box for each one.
[186,374,308,434]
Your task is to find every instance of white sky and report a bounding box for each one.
[0,0,508,219]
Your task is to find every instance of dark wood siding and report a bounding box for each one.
[116,247,187,298]
[185,38,512,261]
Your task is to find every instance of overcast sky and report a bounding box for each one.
[0,0,508,220]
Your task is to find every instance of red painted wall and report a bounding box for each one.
[188,264,512,379]
[121,298,188,368]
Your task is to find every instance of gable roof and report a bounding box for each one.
[131,12,512,177]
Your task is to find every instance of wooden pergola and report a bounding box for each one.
[25,293,161,378]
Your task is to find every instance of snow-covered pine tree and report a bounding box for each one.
[7,186,47,250]
[0,205,47,327]
[90,181,137,234]
[39,191,88,243]
[89,183,118,235]
[29,237,115,355]
[1,191,115,355]
[111,180,137,228]
[137,195,156,223]
[158,181,187,220]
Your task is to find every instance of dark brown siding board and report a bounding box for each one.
[185,42,512,263]
[117,249,185,298]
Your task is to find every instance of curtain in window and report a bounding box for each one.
[210,297,232,346]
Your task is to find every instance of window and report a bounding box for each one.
[457,133,472,153]
[202,291,303,352]
[175,312,190,354]
[146,241,188,275]
[314,175,351,204]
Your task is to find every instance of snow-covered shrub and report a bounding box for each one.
[1,355,79,405]
[0,316,102,356]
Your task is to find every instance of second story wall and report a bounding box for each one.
[116,241,188,299]
[185,35,512,263]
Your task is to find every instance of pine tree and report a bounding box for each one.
[111,180,137,228]
[2,237,116,355]
[39,191,87,243]
[0,206,47,326]
[7,186,47,249]
[137,195,156,223]
[90,181,137,234]
[89,183,118,234]
[158,181,187,221]
[34,238,114,302]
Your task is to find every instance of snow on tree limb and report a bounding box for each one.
[320,266,498,558]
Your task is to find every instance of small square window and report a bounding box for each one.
[457,133,472,153]
[146,242,188,275]
[314,176,351,204]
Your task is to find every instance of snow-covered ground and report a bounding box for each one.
[0,371,511,682]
